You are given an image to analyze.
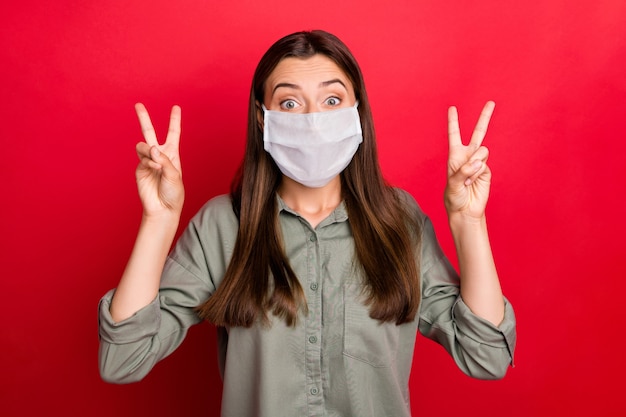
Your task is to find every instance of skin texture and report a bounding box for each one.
[109,55,504,327]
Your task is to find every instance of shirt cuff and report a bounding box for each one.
[98,289,161,344]
[452,296,517,365]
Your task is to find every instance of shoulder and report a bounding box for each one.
[392,189,448,271]
[196,193,236,216]
[392,187,427,224]
[172,194,239,263]
[391,188,443,255]
[167,194,238,289]
[189,194,239,231]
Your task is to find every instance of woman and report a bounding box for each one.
[99,30,516,417]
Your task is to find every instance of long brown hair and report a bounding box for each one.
[197,30,421,327]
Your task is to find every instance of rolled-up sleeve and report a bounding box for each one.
[417,215,516,380]
[98,195,237,384]
[98,290,163,383]
[98,257,210,383]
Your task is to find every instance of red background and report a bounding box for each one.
[2,1,625,416]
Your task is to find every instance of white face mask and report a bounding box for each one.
[262,102,363,188]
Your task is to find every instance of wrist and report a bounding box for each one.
[141,210,181,232]
[448,210,486,226]
[448,212,488,239]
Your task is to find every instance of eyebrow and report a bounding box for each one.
[272,82,300,94]
[320,78,348,90]
[272,78,348,95]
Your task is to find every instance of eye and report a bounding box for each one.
[325,96,341,107]
[280,99,300,110]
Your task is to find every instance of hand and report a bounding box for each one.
[134,103,184,217]
[444,101,495,220]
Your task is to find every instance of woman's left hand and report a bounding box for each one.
[444,101,496,220]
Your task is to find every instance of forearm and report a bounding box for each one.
[109,213,180,323]
[449,213,504,326]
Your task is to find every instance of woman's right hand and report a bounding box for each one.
[134,103,184,217]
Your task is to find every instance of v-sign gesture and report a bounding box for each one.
[134,103,184,217]
[109,104,184,323]
[445,101,495,220]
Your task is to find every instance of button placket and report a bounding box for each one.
[305,227,323,412]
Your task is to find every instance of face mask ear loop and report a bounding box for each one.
[261,104,270,119]
[257,104,269,133]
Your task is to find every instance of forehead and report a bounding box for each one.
[265,54,351,88]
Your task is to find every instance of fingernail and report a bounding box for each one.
[465,178,472,186]
[471,160,482,170]
[152,147,161,157]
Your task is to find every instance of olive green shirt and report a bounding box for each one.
[99,191,516,417]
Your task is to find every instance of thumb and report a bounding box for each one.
[150,146,182,182]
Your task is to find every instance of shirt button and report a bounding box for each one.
[310,387,319,395]
[309,234,317,242]
[310,283,318,291]
[308,336,317,344]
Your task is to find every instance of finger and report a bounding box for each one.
[464,162,491,186]
[149,145,182,182]
[135,103,159,146]
[448,159,488,188]
[136,141,152,160]
[469,101,495,148]
[165,105,182,148]
[136,142,162,170]
[137,155,162,171]
[449,147,489,184]
[468,145,490,164]
[464,147,490,185]
[448,106,462,147]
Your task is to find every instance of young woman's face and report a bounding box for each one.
[262,54,357,113]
